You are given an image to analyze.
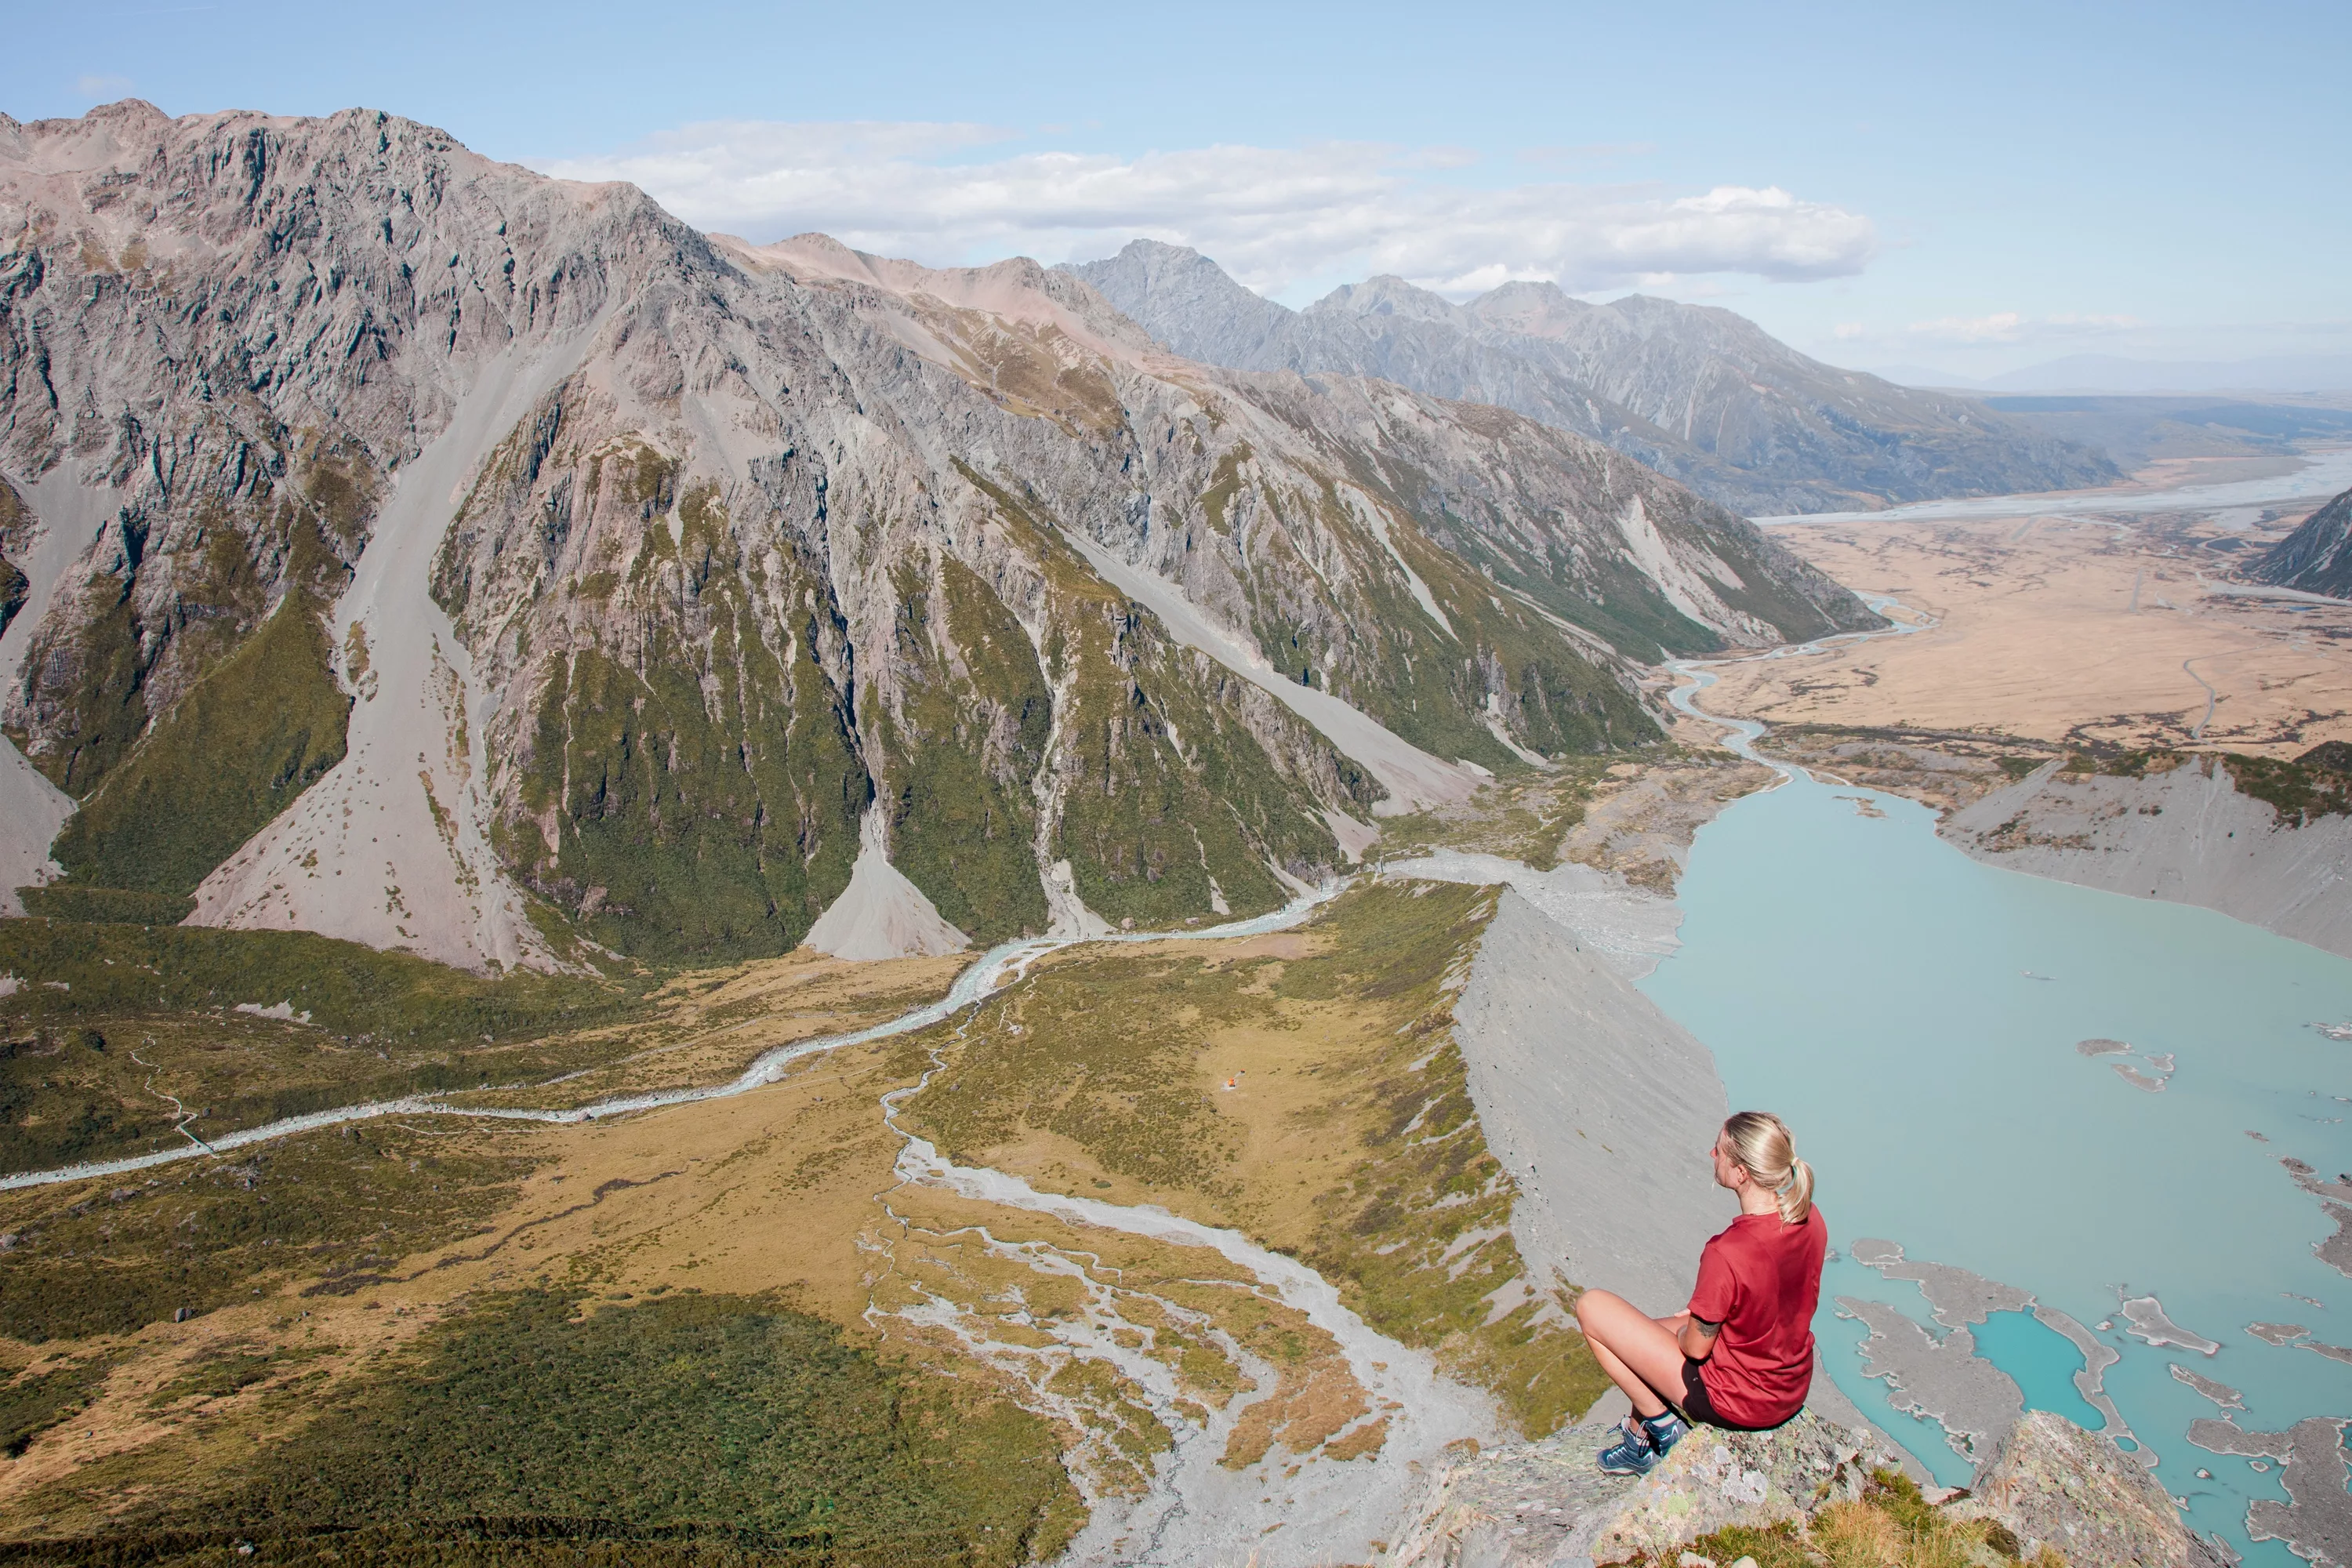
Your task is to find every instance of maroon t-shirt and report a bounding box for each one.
[1686,1207,1828,1428]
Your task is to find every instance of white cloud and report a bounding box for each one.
[539,122,1878,296]
[74,74,134,100]
[1901,310,2143,345]
[1908,311,2026,343]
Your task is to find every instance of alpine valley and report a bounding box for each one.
[0,100,1880,971]
[6,95,2321,1568]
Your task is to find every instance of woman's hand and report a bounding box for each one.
[1657,1309,1719,1362]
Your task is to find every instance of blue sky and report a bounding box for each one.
[4,0,2347,376]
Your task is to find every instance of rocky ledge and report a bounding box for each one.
[1951,1413,2233,1568]
[1391,1407,2229,1568]
[1392,1410,1900,1568]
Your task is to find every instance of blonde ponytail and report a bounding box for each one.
[1780,1156,1815,1226]
[1724,1111,1814,1225]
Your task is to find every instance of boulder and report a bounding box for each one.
[1391,1409,1902,1568]
[1951,1410,2231,1568]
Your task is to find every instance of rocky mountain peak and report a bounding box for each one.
[1059,238,1293,363]
[1462,278,1594,339]
[1600,291,1790,359]
[1305,274,1464,325]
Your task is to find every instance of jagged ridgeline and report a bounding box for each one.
[0,101,1875,971]
[1066,239,2122,517]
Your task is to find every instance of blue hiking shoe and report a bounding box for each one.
[1597,1417,1657,1475]
[1596,1410,1691,1475]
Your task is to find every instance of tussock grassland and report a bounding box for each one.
[0,1121,543,1342]
[0,997,1428,1550]
[0,927,955,1173]
[1,870,1652,1555]
[0,1044,1087,1564]
[901,880,1610,1435]
[1697,506,2352,764]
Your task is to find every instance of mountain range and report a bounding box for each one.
[0,101,1876,974]
[1063,241,2118,517]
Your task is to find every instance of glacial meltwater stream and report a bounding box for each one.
[1650,643,2352,1563]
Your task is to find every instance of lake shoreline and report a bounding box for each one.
[1647,631,2352,1566]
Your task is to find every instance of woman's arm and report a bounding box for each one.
[1659,1310,1719,1361]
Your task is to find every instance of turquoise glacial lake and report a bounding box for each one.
[1640,678,2352,1563]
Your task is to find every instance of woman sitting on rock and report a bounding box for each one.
[1573,1110,1825,1475]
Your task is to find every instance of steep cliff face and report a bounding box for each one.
[1067,240,2119,517]
[0,103,1876,970]
[2250,485,2352,599]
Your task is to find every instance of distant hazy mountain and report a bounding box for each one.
[1878,354,2352,395]
[1977,397,2352,469]
[1870,363,1987,390]
[2249,487,2352,599]
[1063,241,2116,516]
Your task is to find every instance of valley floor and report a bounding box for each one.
[1708,497,2352,759]
[0,782,1769,1566]
[1695,488,2352,962]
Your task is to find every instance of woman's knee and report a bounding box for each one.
[1574,1289,1629,1336]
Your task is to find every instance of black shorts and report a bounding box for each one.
[1675,1356,1786,1432]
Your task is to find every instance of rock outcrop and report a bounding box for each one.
[1943,753,2352,961]
[1391,1409,1902,1568]
[2250,485,2352,599]
[1064,241,2118,518]
[1393,1408,2227,1568]
[1955,1411,2232,1568]
[0,102,1878,971]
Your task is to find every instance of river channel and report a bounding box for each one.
[1751,443,2352,526]
[1648,654,2352,1563]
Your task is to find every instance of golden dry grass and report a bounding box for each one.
[1706,504,2352,760]
[466,948,967,1106]
[5,887,1576,1530]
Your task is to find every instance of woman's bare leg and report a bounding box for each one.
[1574,1290,1690,1421]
